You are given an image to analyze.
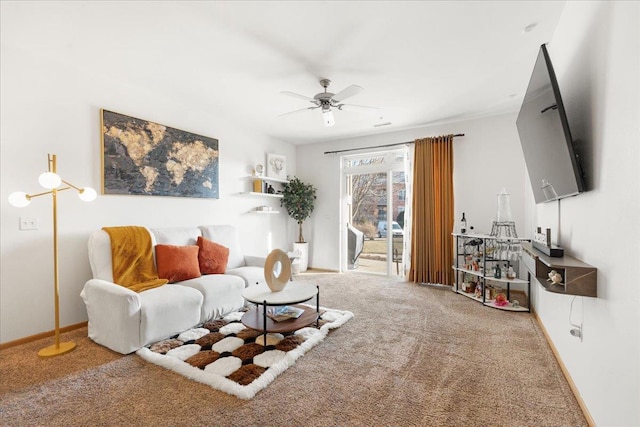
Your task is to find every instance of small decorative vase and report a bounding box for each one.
[293,242,309,272]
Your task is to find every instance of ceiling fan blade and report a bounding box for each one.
[338,103,380,112]
[277,106,319,117]
[280,91,316,102]
[332,84,364,102]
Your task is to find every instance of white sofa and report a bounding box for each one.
[81,225,266,354]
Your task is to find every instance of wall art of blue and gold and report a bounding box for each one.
[101,109,219,199]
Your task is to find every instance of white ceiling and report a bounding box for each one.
[3,1,566,145]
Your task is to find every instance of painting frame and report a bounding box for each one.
[266,153,287,180]
[100,109,219,199]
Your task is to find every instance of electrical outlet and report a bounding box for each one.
[19,217,38,230]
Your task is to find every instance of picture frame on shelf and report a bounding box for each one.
[266,153,286,180]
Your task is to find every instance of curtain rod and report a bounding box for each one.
[323,133,465,155]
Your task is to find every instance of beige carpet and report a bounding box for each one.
[0,273,587,427]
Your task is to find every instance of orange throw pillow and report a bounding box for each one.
[155,244,201,283]
[197,236,230,274]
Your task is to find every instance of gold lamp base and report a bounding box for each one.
[38,341,76,358]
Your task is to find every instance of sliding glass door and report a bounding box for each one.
[342,150,407,277]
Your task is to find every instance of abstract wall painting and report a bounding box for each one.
[101,109,219,198]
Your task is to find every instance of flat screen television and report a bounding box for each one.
[516,44,585,204]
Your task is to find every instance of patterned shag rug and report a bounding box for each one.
[136,305,353,400]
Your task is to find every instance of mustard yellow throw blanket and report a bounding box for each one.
[103,226,168,293]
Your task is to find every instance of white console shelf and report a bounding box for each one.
[452,233,531,312]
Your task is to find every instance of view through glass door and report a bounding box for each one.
[343,150,406,277]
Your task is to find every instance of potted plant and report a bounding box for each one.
[281,177,317,271]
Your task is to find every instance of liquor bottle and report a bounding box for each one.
[460,212,467,234]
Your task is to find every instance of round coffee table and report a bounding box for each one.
[241,283,320,345]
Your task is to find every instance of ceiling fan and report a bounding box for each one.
[279,79,378,127]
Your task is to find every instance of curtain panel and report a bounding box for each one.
[408,135,455,285]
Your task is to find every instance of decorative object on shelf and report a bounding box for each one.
[460,212,467,234]
[547,270,563,285]
[474,282,483,298]
[490,188,518,238]
[532,227,564,257]
[496,187,513,222]
[494,293,508,306]
[101,109,219,199]
[8,154,97,357]
[267,184,275,194]
[253,179,262,193]
[266,153,287,180]
[464,237,483,247]
[253,164,264,176]
[485,286,493,300]
[264,249,291,292]
[494,264,501,279]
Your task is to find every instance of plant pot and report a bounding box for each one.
[293,242,309,272]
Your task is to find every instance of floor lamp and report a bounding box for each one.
[8,154,97,358]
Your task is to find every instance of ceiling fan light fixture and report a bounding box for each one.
[322,109,335,127]
[281,78,373,127]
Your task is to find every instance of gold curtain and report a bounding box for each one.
[408,135,454,285]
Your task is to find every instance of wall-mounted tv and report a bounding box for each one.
[516,44,585,204]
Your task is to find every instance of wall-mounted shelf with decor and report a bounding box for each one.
[244,175,289,197]
[521,242,597,297]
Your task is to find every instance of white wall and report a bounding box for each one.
[0,17,295,343]
[528,2,639,426]
[297,112,527,271]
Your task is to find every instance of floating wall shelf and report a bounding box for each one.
[521,242,597,297]
[243,192,283,199]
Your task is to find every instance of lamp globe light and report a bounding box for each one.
[78,187,97,202]
[8,191,31,207]
[38,172,62,189]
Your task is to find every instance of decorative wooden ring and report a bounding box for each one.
[264,249,290,292]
